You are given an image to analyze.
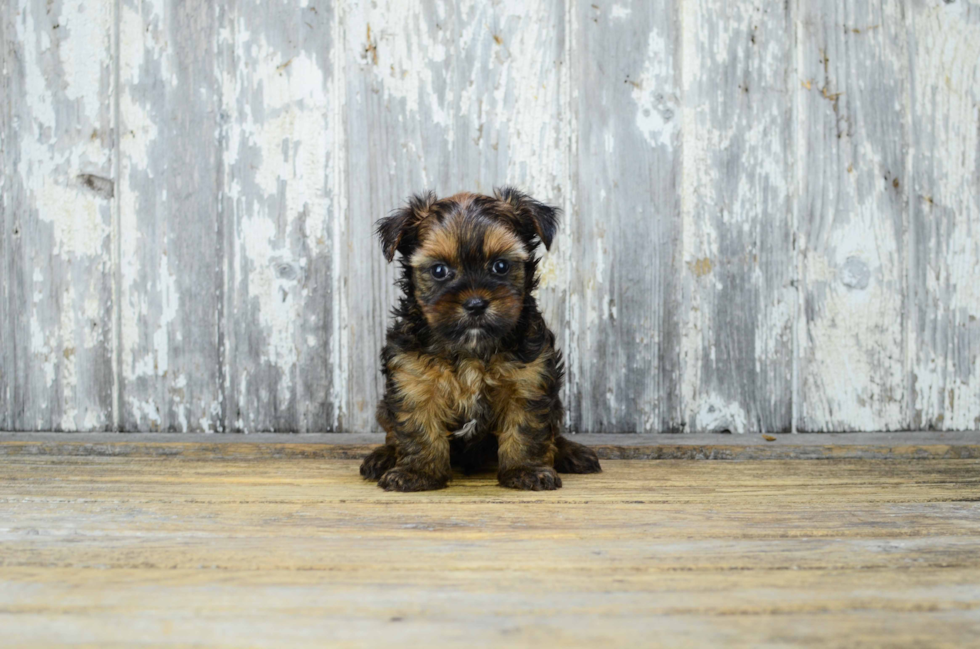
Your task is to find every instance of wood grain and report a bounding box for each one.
[341,0,456,432]
[2,452,979,646]
[1,0,115,431]
[680,0,795,434]
[567,0,683,433]
[796,0,910,431]
[116,0,223,431]
[908,1,980,431]
[218,0,337,432]
[453,0,568,342]
[2,1,979,433]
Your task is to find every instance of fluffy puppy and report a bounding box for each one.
[360,188,601,491]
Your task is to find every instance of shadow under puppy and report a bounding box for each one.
[360,188,602,491]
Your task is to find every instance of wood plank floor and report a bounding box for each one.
[2,450,980,647]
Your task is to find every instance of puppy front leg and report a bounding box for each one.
[378,417,452,492]
[496,407,561,491]
[360,424,398,480]
[376,356,454,491]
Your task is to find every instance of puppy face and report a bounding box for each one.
[410,204,528,345]
[377,188,559,349]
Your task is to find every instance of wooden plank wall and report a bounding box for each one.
[1,0,978,433]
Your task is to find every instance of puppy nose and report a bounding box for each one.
[463,297,489,315]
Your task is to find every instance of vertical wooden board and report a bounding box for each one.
[341,0,456,431]
[0,0,115,430]
[796,0,909,431]
[908,1,980,431]
[452,0,569,387]
[679,0,795,433]
[117,0,222,431]
[0,5,7,427]
[217,1,336,432]
[567,0,682,433]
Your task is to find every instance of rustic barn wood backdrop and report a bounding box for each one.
[1,0,978,434]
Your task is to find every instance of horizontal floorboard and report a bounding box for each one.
[1,451,979,646]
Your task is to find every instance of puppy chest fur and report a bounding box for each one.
[387,349,554,440]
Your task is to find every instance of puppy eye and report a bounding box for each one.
[491,259,510,275]
[431,263,451,280]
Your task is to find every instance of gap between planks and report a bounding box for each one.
[1,432,980,461]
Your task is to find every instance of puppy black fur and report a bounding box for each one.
[360,188,601,491]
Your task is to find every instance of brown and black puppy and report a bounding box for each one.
[359,188,601,491]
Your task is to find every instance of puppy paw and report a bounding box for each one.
[360,445,397,480]
[554,438,602,474]
[498,466,562,491]
[378,468,448,492]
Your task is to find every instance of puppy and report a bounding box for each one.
[359,188,601,491]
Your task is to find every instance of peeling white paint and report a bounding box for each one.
[116,59,158,385]
[127,396,162,430]
[15,10,110,259]
[6,0,114,431]
[58,281,79,430]
[247,98,329,243]
[5,0,979,434]
[238,217,301,403]
[59,0,112,120]
[330,1,349,431]
[118,91,158,381]
[610,5,632,20]
[29,314,55,389]
[797,0,911,432]
[120,0,170,86]
[350,1,451,129]
[908,3,980,430]
[632,30,678,151]
[678,0,796,433]
[694,394,748,434]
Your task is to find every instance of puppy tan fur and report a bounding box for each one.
[360,188,601,491]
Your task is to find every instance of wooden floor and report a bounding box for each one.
[2,449,980,647]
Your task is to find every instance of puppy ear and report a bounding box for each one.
[376,191,436,262]
[494,186,560,251]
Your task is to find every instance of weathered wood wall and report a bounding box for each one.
[1,0,978,433]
